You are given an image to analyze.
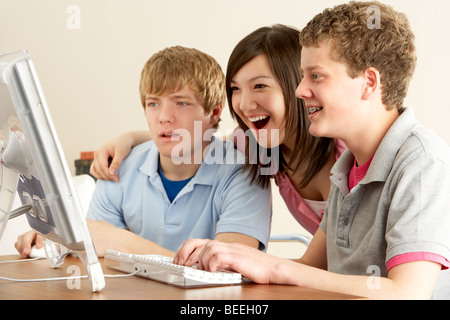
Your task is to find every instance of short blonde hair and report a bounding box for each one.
[299,1,416,111]
[139,46,225,123]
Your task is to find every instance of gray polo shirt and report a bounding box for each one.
[321,107,450,299]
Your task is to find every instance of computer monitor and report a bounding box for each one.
[0,50,104,292]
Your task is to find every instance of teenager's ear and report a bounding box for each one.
[362,67,381,100]
[209,104,223,125]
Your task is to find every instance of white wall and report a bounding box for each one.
[1,0,449,257]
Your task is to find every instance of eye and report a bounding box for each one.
[230,86,239,92]
[146,102,158,108]
[312,73,321,80]
[255,84,267,89]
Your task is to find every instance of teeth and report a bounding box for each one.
[248,115,269,122]
[308,107,323,115]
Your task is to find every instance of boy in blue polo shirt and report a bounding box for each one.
[16,46,272,258]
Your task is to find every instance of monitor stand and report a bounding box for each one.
[0,164,104,292]
[43,237,105,292]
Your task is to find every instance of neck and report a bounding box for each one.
[159,156,201,181]
[344,107,399,165]
[159,140,211,180]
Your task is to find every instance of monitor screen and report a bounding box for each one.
[0,50,104,292]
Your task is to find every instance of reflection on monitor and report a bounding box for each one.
[0,50,104,292]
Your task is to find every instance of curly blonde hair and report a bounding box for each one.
[139,46,226,127]
[299,1,416,111]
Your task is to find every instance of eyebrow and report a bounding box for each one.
[145,94,195,101]
[300,65,324,73]
[231,75,273,84]
[170,94,195,101]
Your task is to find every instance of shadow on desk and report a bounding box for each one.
[0,255,365,300]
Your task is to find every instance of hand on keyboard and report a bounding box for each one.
[173,238,211,267]
[104,249,242,288]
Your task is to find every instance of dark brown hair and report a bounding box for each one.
[226,25,335,188]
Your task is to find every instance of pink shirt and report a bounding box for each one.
[274,139,347,235]
[348,155,374,190]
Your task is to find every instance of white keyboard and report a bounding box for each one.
[104,249,242,288]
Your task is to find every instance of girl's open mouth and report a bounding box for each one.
[249,115,270,130]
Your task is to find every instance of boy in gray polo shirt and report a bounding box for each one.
[182,1,450,299]
[298,2,450,299]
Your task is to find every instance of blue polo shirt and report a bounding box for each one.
[87,137,272,252]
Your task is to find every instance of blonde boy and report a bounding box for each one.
[16,47,272,258]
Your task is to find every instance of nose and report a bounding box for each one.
[295,77,312,100]
[158,103,175,124]
[234,90,257,114]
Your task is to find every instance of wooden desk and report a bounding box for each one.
[0,255,364,300]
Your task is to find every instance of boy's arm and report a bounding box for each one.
[275,231,441,299]
[87,179,259,258]
[294,228,327,269]
[215,232,259,248]
[193,229,441,299]
[85,176,174,257]
[88,221,258,259]
[276,254,441,300]
[87,219,174,257]
[214,170,272,251]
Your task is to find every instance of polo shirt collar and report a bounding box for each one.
[139,141,160,177]
[192,136,223,186]
[331,107,419,185]
[138,137,223,187]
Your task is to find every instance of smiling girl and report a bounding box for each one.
[224,25,345,234]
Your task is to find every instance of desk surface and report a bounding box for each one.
[0,255,364,300]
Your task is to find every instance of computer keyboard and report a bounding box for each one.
[104,249,242,288]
